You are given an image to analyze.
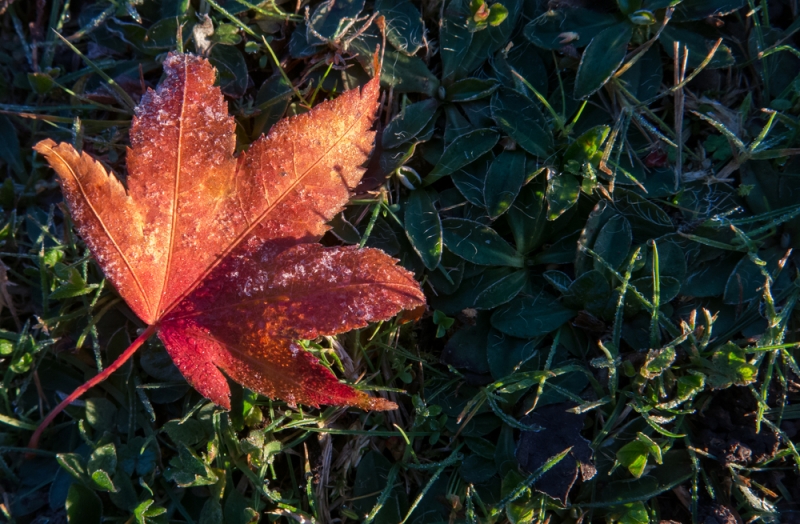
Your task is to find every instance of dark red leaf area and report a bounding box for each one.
[159,244,424,410]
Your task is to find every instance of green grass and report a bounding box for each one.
[2,0,800,523]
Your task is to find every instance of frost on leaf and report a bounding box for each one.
[34,52,425,411]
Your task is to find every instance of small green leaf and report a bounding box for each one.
[252,74,293,138]
[44,248,63,267]
[10,352,32,374]
[563,125,610,175]
[396,165,423,190]
[574,23,633,99]
[452,152,492,206]
[224,487,260,524]
[377,0,425,55]
[615,189,675,237]
[50,266,96,300]
[119,436,157,477]
[445,78,500,102]
[491,293,576,337]
[352,31,440,95]
[491,90,551,157]
[593,215,632,272]
[637,432,662,465]
[199,499,223,524]
[543,270,572,294]
[211,23,242,45]
[309,0,365,41]
[607,501,649,524]
[432,267,516,313]
[723,255,769,305]
[562,270,611,313]
[380,143,417,176]
[590,450,696,507]
[57,453,88,482]
[209,45,248,98]
[546,172,580,220]
[465,436,497,459]
[134,500,167,524]
[443,0,521,79]
[487,4,509,26]
[484,150,528,218]
[508,182,548,254]
[629,275,681,305]
[85,397,117,432]
[163,418,208,447]
[474,269,528,309]
[487,329,537,380]
[524,8,623,50]
[676,373,705,400]
[66,484,102,524]
[164,445,218,488]
[88,443,118,492]
[382,99,440,149]
[91,470,118,493]
[442,218,524,267]
[144,17,192,50]
[706,342,758,389]
[433,310,455,338]
[616,440,650,478]
[405,189,443,270]
[427,250,465,296]
[425,129,500,185]
[628,9,656,25]
[641,346,676,378]
[28,72,55,94]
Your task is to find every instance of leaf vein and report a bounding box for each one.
[160,98,373,317]
[158,54,190,319]
[165,282,420,321]
[47,145,152,315]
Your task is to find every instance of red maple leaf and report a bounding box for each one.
[30,53,425,448]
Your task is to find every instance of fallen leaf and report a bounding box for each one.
[32,53,424,444]
[516,402,596,504]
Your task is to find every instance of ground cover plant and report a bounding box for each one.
[1,0,800,522]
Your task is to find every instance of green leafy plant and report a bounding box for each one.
[468,0,509,32]
[2,0,800,523]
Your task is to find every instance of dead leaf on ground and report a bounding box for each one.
[516,402,596,504]
[33,53,425,421]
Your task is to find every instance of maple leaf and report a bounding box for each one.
[30,53,425,447]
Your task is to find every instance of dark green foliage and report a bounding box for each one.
[2,0,800,522]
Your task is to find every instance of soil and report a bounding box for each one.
[693,386,779,466]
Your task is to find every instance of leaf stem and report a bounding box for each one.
[27,323,157,449]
